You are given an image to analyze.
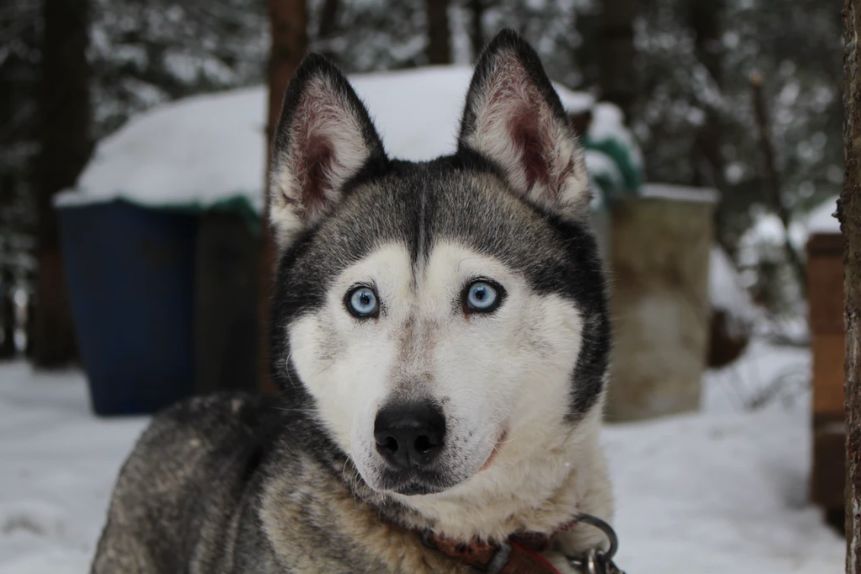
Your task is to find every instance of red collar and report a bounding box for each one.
[422,517,580,574]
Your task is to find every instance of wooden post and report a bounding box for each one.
[809,232,847,528]
[842,0,861,570]
[260,0,308,392]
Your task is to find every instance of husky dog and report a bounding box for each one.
[92,30,614,574]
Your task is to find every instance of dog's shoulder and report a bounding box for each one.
[128,393,277,480]
[93,393,281,573]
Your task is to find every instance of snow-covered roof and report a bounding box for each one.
[57,66,639,212]
[641,183,718,204]
[60,86,266,212]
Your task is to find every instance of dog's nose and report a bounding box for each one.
[374,401,446,470]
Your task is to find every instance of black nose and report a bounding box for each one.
[374,401,446,470]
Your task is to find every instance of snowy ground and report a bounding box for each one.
[0,341,844,573]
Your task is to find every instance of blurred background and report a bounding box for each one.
[0,0,847,572]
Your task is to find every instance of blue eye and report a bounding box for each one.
[464,280,504,314]
[345,286,379,318]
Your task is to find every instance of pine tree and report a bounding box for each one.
[426,0,452,64]
[32,0,93,366]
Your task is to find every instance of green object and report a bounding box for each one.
[71,194,263,235]
[584,136,642,206]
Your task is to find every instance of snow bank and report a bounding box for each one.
[641,182,718,204]
[607,407,841,573]
[0,363,147,574]
[710,246,756,328]
[703,338,811,413]
[807,196,839,235]
[0,347,843,573]
[57,66,637,212]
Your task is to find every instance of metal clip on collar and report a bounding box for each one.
[566,513,625,574]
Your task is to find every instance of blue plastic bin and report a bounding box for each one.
[58,200,197,415]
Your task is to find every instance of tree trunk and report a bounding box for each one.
[598,0,637,121]
[426,0,452,65]
[842,0,861,571]
[33,0,92,367]
[316,0,339,40]
[750,74,806,292]
[0,262,15,358]
[315,0,340,61]
[260,0,308,392]
[686,0,734,252]
[687,0,725,189]
[468,0,486,60]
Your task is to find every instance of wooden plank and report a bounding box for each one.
[807,235,845,335]
[813,333,847,416]
[807,232,846,517]
[811,421,846,510]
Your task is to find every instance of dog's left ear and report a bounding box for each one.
[458,30,591,220]
[269,54,387,249]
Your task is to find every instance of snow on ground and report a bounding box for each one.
[56,66,633,212]
[0,363,147,574]
[709,246,757,333]
[609,339,842,572]
[0,342,844,573]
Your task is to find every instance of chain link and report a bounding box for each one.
[564,513,626,574]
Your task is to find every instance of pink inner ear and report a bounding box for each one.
[300,133,334,215]
[508,108,550,193]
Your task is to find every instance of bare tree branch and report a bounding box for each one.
[749,71,807,293]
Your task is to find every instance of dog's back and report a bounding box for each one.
[92,394,277,573]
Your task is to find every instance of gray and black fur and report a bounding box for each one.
[92,30,611,574]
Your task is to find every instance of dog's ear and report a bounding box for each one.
[269,54,386,248]
[458,30,591,220]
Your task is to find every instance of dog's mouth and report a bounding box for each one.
[479,429,508,471]
[377,469,452,496]
[375,429,509,496]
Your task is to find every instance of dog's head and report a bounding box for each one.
[268,31,609,498]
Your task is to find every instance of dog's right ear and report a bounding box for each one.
[269,55,386,249]
[458,30,591,221]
